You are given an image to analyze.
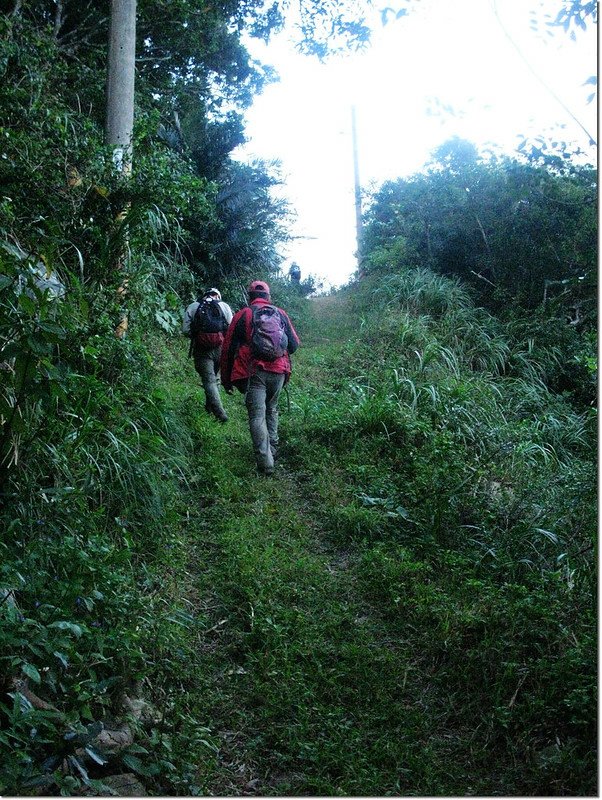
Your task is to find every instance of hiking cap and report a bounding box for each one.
[204,288,221,301]
[248,280,270,295]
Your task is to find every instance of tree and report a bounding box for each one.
[186,158,292,283]
[361,139,597,314]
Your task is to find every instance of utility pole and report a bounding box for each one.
[351,104,363,270]
[106,0,136,338]
[106,0,137,173]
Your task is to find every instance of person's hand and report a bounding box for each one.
[224,386,234,395]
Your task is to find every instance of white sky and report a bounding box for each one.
[234,0,597,289]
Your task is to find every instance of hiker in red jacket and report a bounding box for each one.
[221,280,300,475]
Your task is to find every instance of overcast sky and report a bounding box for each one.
[235,0,597,289]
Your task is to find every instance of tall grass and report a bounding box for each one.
[279,274,596,794]
[0,200,211,794]
[0,259,595,795]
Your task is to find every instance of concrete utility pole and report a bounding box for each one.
[106,0,137,173]
[106,0,136,338]
[351,104,363,269]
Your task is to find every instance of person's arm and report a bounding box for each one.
[182,302,198,335]
[281,310,300,354]
[220,301,234,325]
[220,309,248,390]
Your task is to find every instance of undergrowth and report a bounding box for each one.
[0,267,596,796]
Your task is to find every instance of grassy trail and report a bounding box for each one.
[165,294,445,796]
[155,288,595,797]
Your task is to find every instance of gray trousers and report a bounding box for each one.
[193,346,227,419]
[245,369,285,472]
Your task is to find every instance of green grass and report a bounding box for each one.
[1,280,595,796]
[146,291,595,796]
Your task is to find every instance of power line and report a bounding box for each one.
[491,0,596,147]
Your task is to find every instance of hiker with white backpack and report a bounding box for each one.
[220,280,300,475]
[183,288,233,423]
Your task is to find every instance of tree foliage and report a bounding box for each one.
[361,137,597,318]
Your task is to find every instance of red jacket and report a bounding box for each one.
[220,298,300,391]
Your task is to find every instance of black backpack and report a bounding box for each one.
[190,298,227,337]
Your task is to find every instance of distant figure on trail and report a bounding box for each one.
[289,262,301,284]
[220,280,300,476]
[183,288,233,423]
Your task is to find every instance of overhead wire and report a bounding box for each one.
[491,0,597,147]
